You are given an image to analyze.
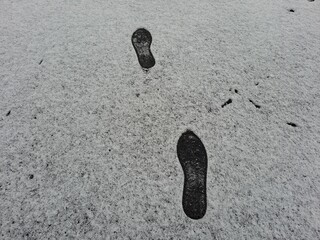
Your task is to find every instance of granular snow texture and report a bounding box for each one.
[0,0,319,239]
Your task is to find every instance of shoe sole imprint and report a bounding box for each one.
[131,28,155,69]
[177,130,208,220]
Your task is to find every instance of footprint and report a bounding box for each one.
[131,28,156,69]
[177,130,208,220]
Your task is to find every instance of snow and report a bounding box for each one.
[1,0,319,239]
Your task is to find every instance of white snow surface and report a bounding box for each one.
[0,0,320,239]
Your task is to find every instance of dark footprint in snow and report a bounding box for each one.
[131,28,155,69]
[177,130,208,220]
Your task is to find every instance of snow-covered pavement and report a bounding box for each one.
[1,0,319,239]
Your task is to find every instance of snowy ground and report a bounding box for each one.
[1,0,320,239]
